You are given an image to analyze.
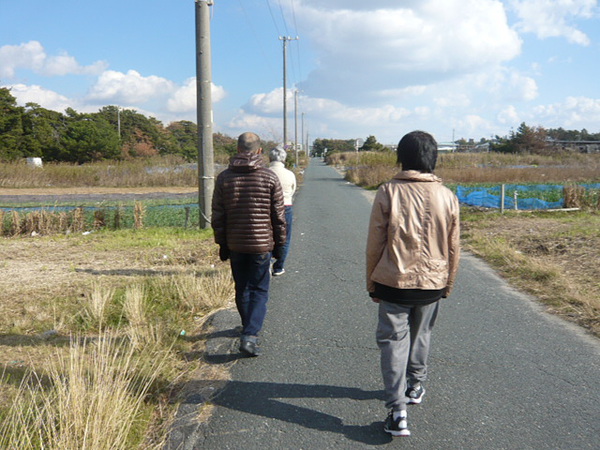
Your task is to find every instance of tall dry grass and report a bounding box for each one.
[332,151,600,188]
[1,207,101,237]
[1,264,234,448]
[0,155,197,188]
[0,332,169,450]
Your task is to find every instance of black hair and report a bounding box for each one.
[396,130,438,173]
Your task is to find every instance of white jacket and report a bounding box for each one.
[269,161,297,206]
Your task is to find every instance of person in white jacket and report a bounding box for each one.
[269,146,297,276]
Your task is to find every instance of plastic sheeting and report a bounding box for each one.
[456,184,600,210]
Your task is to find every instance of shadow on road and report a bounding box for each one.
[183,379,391,445]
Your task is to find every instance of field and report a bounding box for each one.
[329,150,600,338]
[0,226,234,448]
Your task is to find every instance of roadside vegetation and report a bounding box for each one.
[327,149,600,338]
[0,149,308,448]
[0,227,234,448]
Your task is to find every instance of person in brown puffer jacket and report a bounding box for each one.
[211,132,286,356]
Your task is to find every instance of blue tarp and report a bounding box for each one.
[457,184,600,210]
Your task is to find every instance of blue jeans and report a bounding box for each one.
[273,205,293,272]
[229,251,271,337]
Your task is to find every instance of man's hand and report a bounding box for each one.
[371,297,381,303]
[219,246,230,261]
[272,246,283,260]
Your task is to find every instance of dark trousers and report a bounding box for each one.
[229,251,271,337]
[273,205,293,272]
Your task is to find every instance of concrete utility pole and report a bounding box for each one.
[301,112,305,157]
[279,36,298,149]
[294,89,298,166]
[196,0,214,229]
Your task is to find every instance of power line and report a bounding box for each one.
[277,0,291,36]
[288,0,302,81]
[237,0,274,70]
[264,0,281,35]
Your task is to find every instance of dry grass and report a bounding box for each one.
[0,156,197,189]
[330,151,600,188]
[0,228,234,447]
[461,209,600,336]
[0,332,169,449]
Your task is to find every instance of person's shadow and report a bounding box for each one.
[179,379,392,446]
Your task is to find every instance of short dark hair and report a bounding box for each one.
[397,130,438,173]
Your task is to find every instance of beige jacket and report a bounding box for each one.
[366,170,460,296]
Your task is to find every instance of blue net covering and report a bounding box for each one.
[456,184,600,210]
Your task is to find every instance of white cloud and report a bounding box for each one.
[0,41,107,78]
[5,83,72,112]
[167,77,226,113]
[87,70,175,104]
[294,0,522,103]
[533,96,600,127]
[497,105,521,125]
[246,88,287,115]
[510,0,597,45]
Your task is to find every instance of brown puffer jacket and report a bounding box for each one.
[212,152,286,254]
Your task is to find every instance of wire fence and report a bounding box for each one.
[0,203,200,237]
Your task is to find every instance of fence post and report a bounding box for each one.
[514,190,519,210]
[501,184,505,214]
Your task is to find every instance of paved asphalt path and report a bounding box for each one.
[167,159,600,449]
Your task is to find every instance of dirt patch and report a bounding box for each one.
[0,187,198,204]
[0,187,197,196]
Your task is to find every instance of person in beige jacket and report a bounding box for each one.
[366,130,460,437]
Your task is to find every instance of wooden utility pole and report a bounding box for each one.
[195,0,214,229]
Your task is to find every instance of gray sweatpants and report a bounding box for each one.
[376,300,440,411]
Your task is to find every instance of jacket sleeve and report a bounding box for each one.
[444,194,461,296]
[366,186,389,293]
[271,176,287,247]
[211,176,227,247]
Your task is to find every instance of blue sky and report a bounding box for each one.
[1,0,599,145]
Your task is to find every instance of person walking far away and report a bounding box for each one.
[366,130,460,436]
[268,146,297,276]
[211,132,287,357]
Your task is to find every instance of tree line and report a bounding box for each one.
[312,124,600,158]
[0,87,242,164]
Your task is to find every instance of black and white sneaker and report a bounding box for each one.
[383,410,410,437]
[406,382,425,404]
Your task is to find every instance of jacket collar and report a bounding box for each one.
[229,152,264,172]
[392,170,441,183]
